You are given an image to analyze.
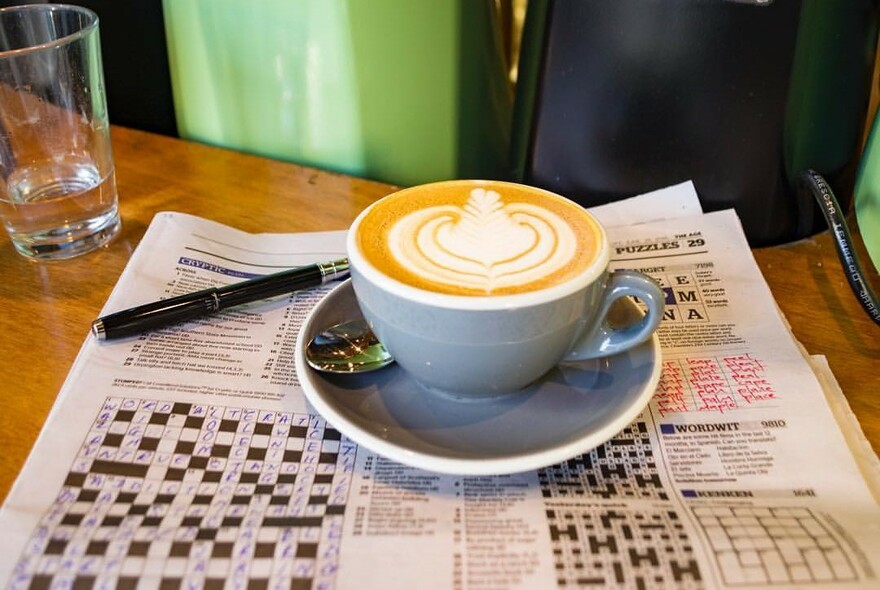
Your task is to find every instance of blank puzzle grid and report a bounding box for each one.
[8,398,356,590]
[693,506,857,586]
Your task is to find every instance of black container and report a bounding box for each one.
[512,0,879,245]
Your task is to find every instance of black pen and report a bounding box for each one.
[92,258,350,341]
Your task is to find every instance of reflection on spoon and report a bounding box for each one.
[305,319,395,373]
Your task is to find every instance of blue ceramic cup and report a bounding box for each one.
[347,180,665,398]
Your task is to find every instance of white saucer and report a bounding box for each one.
[295,279,661,476]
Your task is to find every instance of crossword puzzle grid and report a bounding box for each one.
[538,422,667,501]
[546,508,702,590]
[8,398,356,590]
[539,423,702,589]
[692,506,857,586]
[655,269,709,324]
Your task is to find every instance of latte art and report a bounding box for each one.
[389,188,576,293]
[354,181,603,296]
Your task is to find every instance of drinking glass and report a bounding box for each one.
[0,3,120,260]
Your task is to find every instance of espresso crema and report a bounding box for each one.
[355,182,603,296]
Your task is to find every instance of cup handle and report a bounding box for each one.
[563,270,665,360]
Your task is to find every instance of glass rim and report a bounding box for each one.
[0,3,99,59]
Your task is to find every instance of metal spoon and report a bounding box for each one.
[305,319,394,373]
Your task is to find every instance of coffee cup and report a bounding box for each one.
[346,180,664,398]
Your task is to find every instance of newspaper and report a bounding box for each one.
[1,183,878,589]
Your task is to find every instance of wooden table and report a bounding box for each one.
[1,126,877,503]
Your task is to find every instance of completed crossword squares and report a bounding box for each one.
[9,398,356,590]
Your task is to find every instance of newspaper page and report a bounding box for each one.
[1,186,878,590]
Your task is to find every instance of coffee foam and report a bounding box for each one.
[356,183,603,296]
